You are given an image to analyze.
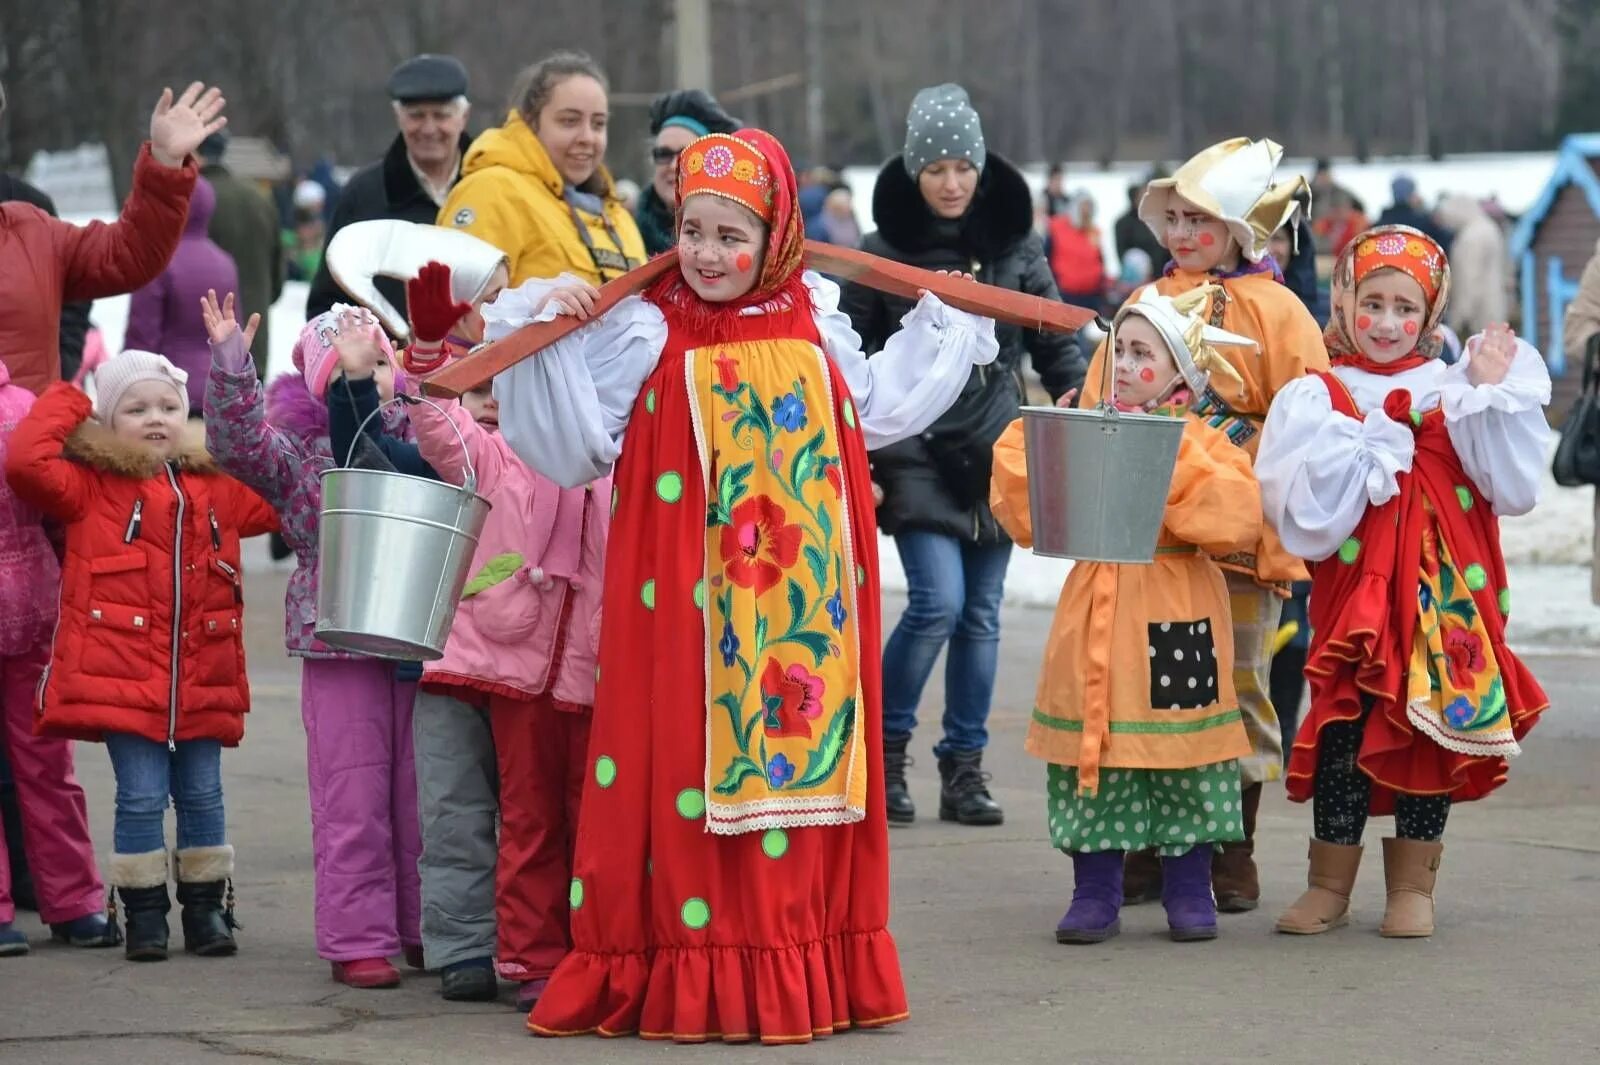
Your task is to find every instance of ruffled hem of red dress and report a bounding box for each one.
[527,927,908,1045]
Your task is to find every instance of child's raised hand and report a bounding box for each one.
[540,282,601,321]
[1466,323,1517,387]
[200,289,260,350]
[407,262,472,345]
[330,308,384,379]
[917,269,977,300]
[1055,387,1080,409]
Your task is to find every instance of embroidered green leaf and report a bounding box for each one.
[717,461,754,518]
[785,629,832,667]
[460,552,524,599]
[747,389,775,440]
[804,545,828,591]
[789,429,825,489]
[754,613,769,656]
[795,698,856,788]
[817,503,833,547]
[786,578,807,634]
[713,756,763,796]
[715,692,744,749]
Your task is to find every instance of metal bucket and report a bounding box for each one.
[1020,404,1185,563]
[315,398,491,660]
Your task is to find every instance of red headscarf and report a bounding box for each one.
[1324,225,1452,375]
[644,128,812,341]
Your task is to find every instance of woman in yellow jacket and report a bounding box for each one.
[440,51,645,286]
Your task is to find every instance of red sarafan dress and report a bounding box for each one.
[487,128,999,1044]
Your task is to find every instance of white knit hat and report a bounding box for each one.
[94,350,190,422]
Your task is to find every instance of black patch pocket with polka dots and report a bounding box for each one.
[1148,620,1218,710]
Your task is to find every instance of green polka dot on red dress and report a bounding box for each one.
[641,579,656,609]
[842,399,857,430]
[569,877,585,909]
[1463,563,1488,592]
[645,388,657,414]
[594,755,617,788]
[1338,538,1361,564]
[692,579,705,609]
[1498,587,1511,617]
[761,829,788,859]
[656,471,684,503]
[675,788,705,820]
[1455,485,1474,512]
[680,897,710,930]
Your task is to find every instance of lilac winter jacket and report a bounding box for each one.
[125,178,239,410]
[203,332,413,659]
[408,391,609,706]
[0,361,60,656]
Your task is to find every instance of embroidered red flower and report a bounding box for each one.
[760,658,826,738]
[714,352,741,393]
[1443,626,1486,688]
[720,496,803,594]
[824,461,843,498]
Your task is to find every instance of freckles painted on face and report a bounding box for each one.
[1403,320,1419,335]
[1356,314,1373,331]
[734,252,753,273]
[1138,368,1156,382]
[1197,232,1216,247]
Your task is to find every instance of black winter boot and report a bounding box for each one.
[937,749,1004,826]
[111,849,171,962]
[175,846,239,956]
[883,734,916,826]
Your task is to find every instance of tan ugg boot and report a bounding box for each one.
[1378,837,1442,939]
[1274,839,1363,935]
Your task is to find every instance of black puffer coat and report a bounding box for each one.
[839,153,1085,544]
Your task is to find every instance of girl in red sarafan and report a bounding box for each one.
[1255,226,1550,940]
[488,129,999,1043]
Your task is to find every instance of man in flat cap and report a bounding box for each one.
[306,54,474,322]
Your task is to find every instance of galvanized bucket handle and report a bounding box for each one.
[1094,314,1121,424]
[344,394,480,495]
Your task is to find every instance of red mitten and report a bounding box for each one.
[1382,388,1415,427]
[406,262,472,345]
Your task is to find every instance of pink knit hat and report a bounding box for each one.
[292,305,399,400]
[94,349,190,421]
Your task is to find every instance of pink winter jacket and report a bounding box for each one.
[0,362,60,656]
[409,393,609,706]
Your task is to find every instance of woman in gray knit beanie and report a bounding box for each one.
[839,82,1085,832]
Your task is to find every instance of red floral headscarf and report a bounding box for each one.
[645,128,812,339]
[1324,225,1452,369]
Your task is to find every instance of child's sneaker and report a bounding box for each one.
[50,912,121,948]
[331,957,401,988]
[516,977,548,1012]
[0,923,29,957]
[440,957,497,1002]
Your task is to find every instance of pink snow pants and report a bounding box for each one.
[300,658,421,961]
[0,642,103,925]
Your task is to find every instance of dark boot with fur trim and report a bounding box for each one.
[175,845,238,956]
[111,850,171,961]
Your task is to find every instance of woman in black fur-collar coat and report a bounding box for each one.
[838,83,1085,831]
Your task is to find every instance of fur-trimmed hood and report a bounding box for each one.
[62,418,221,477]
[264,371,330,442]
[869,151,1035,260]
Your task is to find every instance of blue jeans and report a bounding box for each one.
[881,531,1012,757]
[103,733,226,855]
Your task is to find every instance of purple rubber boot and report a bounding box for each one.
[1055,850,1124,944]
[1161,845,1219,942]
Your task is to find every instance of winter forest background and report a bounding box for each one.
[3,0,1600,200]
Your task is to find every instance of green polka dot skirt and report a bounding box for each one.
[1045,761,1245,857]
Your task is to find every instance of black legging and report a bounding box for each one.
[1313,708,1450,845]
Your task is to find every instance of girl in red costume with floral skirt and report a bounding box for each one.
[488,129,998,1043]
[1255,226,1550,939]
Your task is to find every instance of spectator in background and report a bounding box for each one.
[1435,193,1509,337]
[799,166,836,237]
[306,54,474,323]
[634,89,741,256]
[814,185,862,247]
[1376,174,1453,249]
[1561,239,1600,607]
[1103,246,1153,310]
[284,181,327,281]
[124,177,239,415]
[1043,163,1070,217]
[1048,192,1108,310]
[1314,187,1369,258]
[1114,179,1167,271]
[198,132,284,378]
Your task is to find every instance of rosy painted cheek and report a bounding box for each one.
[1138,368,1156,382]
[1355,314,1373,331]
[734,252,753,273]
[1403,320,1419,336]
[1197,233,1216,248]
